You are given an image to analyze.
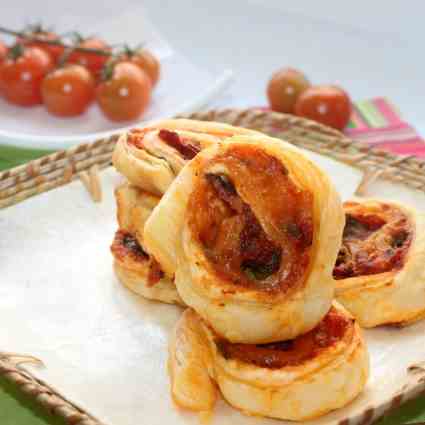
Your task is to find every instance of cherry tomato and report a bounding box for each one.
[96,62,151,122]
[0,45,53,106]
[0,41,7,96]
[0,40,7,62]
[41,64,95,117]
[68,38,111,78]
[118,49,160,86]
[18,31,64,62]
[267,68,310,114]
[294,85,352,130]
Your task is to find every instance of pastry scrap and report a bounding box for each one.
[169,305,369,421]
[335,199,425,327]
[112,119,260,196]
[144,134,345,343]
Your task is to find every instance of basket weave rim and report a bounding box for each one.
[1,108,425,425]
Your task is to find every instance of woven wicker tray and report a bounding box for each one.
[1,108,425,425]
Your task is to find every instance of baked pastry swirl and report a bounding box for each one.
[335,199,425,327]
[144,135,344,343]
[112,119,259,196]
[169,304,369,420]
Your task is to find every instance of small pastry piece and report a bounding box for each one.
[115,182,160,249]
[169,305,369,421]
[111,230,183,305]
[144,134,344,343]
[335,199,425,327]
[112,119,259,196]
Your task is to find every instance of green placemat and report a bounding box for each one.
[0,376,64,425]
[0,145,61,425]
[0,145,53,171]
[377,396,425,425]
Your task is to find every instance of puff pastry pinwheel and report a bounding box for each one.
[169,304,369,421]
[144,134,345,343]
[111,183,183,305]
[112,119,259,196]
[335,199,425,327]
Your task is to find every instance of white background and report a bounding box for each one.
[1,1,424,132]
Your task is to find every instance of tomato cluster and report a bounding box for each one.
[267,68,351,131]
[0,27,160,122]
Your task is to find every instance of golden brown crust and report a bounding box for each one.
[168,309,217,411]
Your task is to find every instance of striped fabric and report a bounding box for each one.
[345,97,425,158]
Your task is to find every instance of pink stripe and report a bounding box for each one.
[377,141,425,149]
[375,142,425,156]
[387,149,425,157]
[362,137,422,147]
[382,149,425,157]
[373,98,403,125]
[352,133,421,145]
[385,148,425,158]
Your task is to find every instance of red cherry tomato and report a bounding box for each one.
[118,49,160,86]
[68,38,111,78]
[294,85,352,130]
[18,31,64,62]
[41,64,95,117]
[0,40,7,62]
[96,62,152,122]
[0,45,53,106]
[0,41,7,96]
[267,68,310,114]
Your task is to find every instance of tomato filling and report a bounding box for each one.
[111,229,148,261]
[127,128,146,149]
[127,128,201,160]
[334,202,412,279]
[158,129,200,160]
[188,145,313,292]
[147,257,165,287]
[111,230,164,286]
[216,307,350,368]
